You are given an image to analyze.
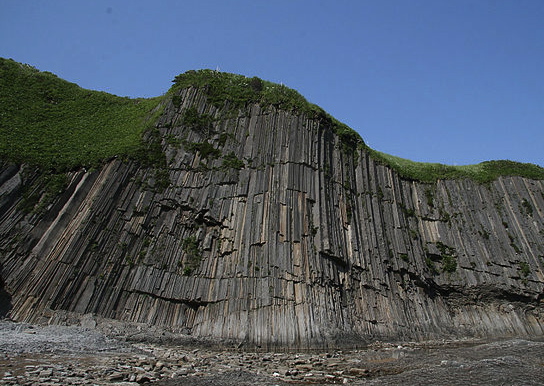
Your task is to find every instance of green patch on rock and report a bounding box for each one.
[181,236,203,275]
[171,69,363,153]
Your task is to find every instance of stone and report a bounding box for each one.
[39,369,53,377]
[175,368,191,376]
[0,82,543,350]
[109,372,125,381]
[136,374,152,383]
[349,367,370,376]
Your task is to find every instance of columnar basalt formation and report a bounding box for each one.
[1,83,543,349]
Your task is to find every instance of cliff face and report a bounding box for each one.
[1,85,543,349]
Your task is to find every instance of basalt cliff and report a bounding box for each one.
[1,64,544,349]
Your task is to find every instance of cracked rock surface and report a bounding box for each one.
[1,86,543,348]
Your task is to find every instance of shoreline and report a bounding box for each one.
[1,319,543,385]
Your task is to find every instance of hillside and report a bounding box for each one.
[0,58,164,170]
[1,58,543,181]
[0,59,543,348]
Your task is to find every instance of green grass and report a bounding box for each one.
[173,70,319,113]
[183,140,221,159]
[222,151,245,170]
[518,261,531,277]
[181,236,203,275]
[2,59,543,183]
[172,69,363,152]
[0,58,165,171]
[173,69,544,183]
[368,149,544,183]
[18,173,69,214]
[180,106,213,133]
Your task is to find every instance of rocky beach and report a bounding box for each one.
[2,63,544,385]
[0,320,543,385]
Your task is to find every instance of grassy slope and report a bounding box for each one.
[369,150,544,183]
[1,59,543,182]
[0,58,164,171]
[171,69,362,149]
[173,69,544,183]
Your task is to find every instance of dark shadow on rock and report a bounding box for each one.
[0,275,12,318]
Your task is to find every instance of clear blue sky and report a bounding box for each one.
[2,0,543,166]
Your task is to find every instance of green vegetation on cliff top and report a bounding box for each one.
[171,69,361,150]
[1,58,543,182]
[369,150,544,183]
[0,58,164,170]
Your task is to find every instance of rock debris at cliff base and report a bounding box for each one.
[1,321,544,385]
[1,83,543,348]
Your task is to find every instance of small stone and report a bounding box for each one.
[39,369,53,377]
[176,368,190,376]
[136,374,152,384]
[348,367,369,376]
[295,364,313,371]
[109,372,125,381]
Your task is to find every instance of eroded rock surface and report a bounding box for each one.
[0,86,543,349]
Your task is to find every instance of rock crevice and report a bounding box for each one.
[1,86,543,348]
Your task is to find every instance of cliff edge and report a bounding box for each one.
[1,63,543,349]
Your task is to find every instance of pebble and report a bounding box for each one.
[0,346,381,386]
[1,321,542,385]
